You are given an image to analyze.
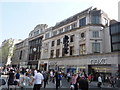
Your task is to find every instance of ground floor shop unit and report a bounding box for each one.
[40,52,120,78]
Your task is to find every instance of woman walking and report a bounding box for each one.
[21,72,31,90]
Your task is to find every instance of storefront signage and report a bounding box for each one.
[49,61,57,65]
[90,58,107,64]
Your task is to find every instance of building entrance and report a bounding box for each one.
[88,65,111,81]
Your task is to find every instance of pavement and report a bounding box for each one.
[1,75,120,90]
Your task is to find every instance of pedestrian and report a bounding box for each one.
[58,72,62,87]
[55,71,60,89]
[97,74,102,88]
[15,70,20,86]
[74,76,80,90]
[31,70,44,90]
[71,73,78,90]
[88,74,92,83]
[21,72,31,89]
[110,76,115,88]
[79,77,89,90]
[67,72,71,82]
[7,69,15,90]
[34,69,37,76]
[43,71,49,88]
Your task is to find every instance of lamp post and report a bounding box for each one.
[33,47,37,52]
[33,47,37,69]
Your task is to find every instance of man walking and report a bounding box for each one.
[32,70,44,90]
[98,74,102,88]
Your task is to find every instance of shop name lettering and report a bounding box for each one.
[90,58,107,64]
[49,62,57,65]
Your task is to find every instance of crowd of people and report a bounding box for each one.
[0,66,119,90]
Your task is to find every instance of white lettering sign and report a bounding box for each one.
[90,58,107,64]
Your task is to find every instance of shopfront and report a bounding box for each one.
[48,52,119,77]
[28,60,38,69]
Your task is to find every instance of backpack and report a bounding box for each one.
[16,73,20,79]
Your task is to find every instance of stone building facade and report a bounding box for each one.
[12,7,120,77]
[12,38,28,68]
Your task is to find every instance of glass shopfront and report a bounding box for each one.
[88,65,111,81]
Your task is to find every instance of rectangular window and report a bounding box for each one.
[62,48,65,56]
[50,50,54,58]
[56,49,60,57]
[19,50,22,60]
[111,35,120,43]
[93,31,99,38]
[51,41,55,47]
[45,33,50,39]
[112,43,120,51]
[64,26,70,32]
[79,17,86,27]
[80,44,86,54]
[59,28,63,34]
[70,35,74,42]
[92,43,100,53]
[70,46,74,55]
[71,22,77,29]
[91,15,100,24]
[110,24,120,34]
[57,39,60,45]
[36,30,39,34]
[53,31,57,36]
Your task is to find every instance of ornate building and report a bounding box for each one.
[12,7,120,77]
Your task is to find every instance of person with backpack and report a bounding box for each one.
[15,70,20,86]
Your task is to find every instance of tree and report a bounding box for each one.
[0,39,14,66]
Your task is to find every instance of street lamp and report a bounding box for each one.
[33,47,37,52]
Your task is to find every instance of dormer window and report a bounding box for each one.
[79,17,86,27]
[91,15,100,24]
[53,31,57,36]
[64,25,70,32]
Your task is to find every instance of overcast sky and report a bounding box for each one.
[0,0,119,45]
